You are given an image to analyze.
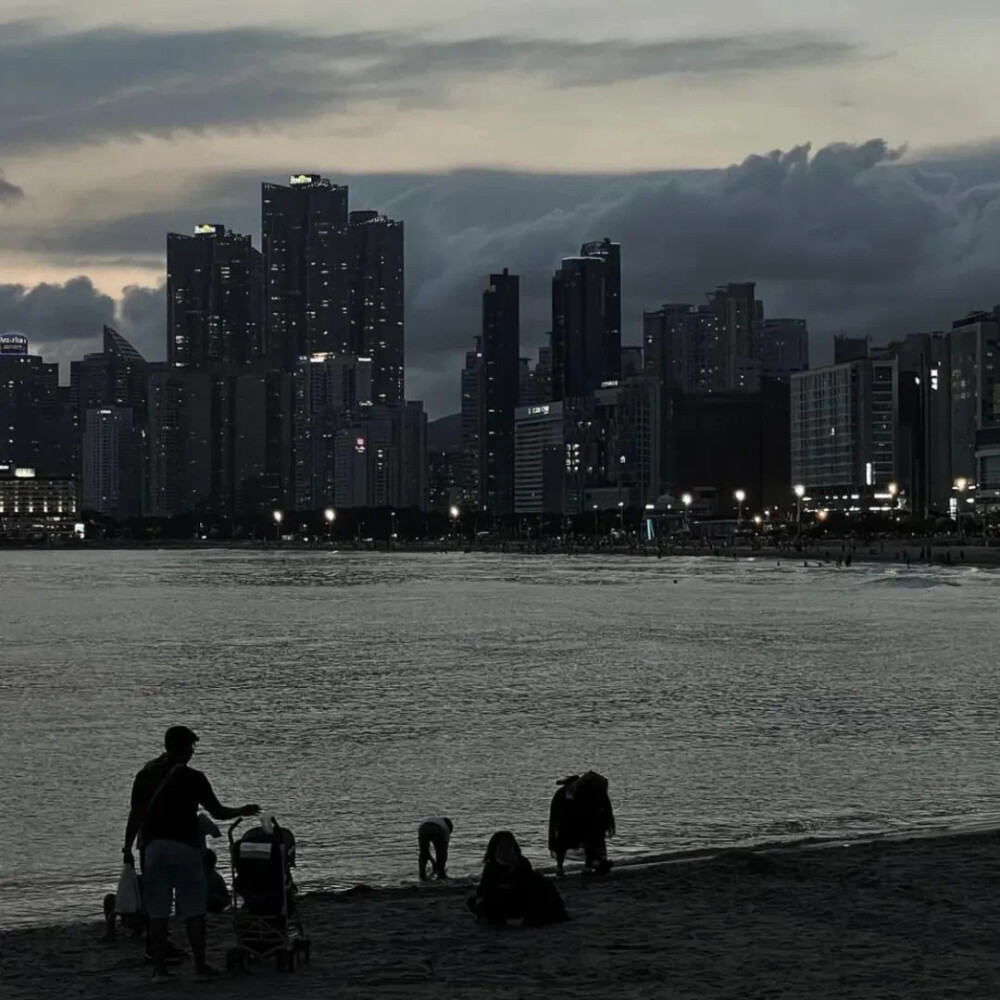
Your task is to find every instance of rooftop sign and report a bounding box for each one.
[0,333,28,355]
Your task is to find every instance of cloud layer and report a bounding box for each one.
[0,169,23,204]
[3,140,1000,417]
[0,21,858,148]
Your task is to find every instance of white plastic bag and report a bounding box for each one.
[115,864,141,915]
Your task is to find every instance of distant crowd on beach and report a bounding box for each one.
[110,726,616,982]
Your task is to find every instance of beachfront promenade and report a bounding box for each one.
[3,830,999,999]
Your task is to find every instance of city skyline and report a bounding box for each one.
[0,1,999,415]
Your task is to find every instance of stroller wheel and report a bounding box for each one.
[225,948,242,973]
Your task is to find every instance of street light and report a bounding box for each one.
[794,484,805,538]
[887,482,899,519]
[592,503,599,546]
[681,493,692,537]
[273,509,283,542]
[324,507,336,543]
[734,489,746,526]
[449,504,460,546]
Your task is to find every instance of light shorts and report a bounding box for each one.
[143,839,207,920]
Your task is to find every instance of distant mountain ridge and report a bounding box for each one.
[427,412,462,452]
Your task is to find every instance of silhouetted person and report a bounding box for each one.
[204,850,230,913]
[467,831,567,926]
[123,726,259,982]
[549,771,615,876]
[418,817,454,881]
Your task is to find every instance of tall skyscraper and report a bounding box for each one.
[643,303,722,394]
[167,224,264,368]
[262,175,350,368]
[459,340,483,505]
[479,269,519,515]
[293,354,373,510]
[349,210,404,404]
[707,282,760,390]
[551,256,608,400]
[71,326,148,433]
[581,238,621,383]
[147,370,213,516]
[81,407,142,519]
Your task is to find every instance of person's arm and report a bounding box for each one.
[197,773,260,822]
[122,775,145,865]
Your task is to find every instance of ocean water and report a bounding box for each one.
[2,549,999,928]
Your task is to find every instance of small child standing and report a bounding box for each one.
[418,817,454,881]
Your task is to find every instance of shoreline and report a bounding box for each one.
[2,538,1000,568]
[4,826,1000,998]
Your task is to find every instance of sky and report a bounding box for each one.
[1,1,999,417]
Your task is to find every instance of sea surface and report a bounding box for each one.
[2,549,999,928]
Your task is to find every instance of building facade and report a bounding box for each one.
[167,225,264,368]
[262,175,351,368]
[479,269,519,515]
[81,407,143,520]
[348,211,404,404]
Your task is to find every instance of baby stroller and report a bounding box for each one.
[225,816,310,973]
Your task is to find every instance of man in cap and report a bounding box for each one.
[123,726,260,982]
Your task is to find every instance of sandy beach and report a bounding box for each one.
[3,829,1000,999]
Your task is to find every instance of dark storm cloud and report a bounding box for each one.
[0,278,116,371]
[4,140,1000,414]
[0,20,859,148]
[0,170,23,204]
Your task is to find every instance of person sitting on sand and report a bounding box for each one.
[122,725,260,982]
[204,850,230,913]
[549,771,615,876]
[418,816,454,881]
[467,831,568,926]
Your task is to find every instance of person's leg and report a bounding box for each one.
[174,843,212,975]
[184,916,207,969]
[554,847,566,875]
[434,832,449,879]
[142,842,174,978]
[148,918,171,977]
[418,827,432,880]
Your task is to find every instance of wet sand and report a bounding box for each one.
[3,829,1000,999]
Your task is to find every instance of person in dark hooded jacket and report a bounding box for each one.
[548,771,615,876]
[467,831,568,926]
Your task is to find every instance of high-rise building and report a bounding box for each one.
[293,354,372,511]
[167,225,264,368]
[459,340,483,505]
[262,175,350,368]
[81,407,143,520]
[349,211,404,404]
[581,238,621,384]
[514,401,565,514]
[754,319,809,381]
[949,312,999,487]
[518,346,552,407]
[0,336,75,476]
[674,381,790,513]
[399,401,428,510]
[147,370,213,517]
[551,256,608,400]
[643,304,722,394]
[790,354,902,508]
[479,269,519,515]
[707,282,760,391]
[70,326,149,429]
[620,346,644,378]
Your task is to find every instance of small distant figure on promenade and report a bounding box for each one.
[467,831,568,926]
[122,725,260,982]
[418,816,454,881]
[549,771,616,876]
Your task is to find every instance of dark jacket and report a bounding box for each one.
[548,772,616,852]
